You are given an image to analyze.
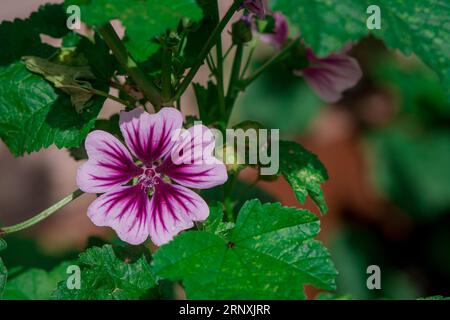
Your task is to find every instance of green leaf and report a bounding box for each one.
[0,4,69,66]
[279,140,329,213]
[203,203,235,240]
[61,33,119,81]
[183,0,218,68]
[315,292,352,300]
[152,200,337,299]
[54,245,157,300]
[22,56,96,113]
[67,0,203,62]
[193,81,221,125]
[0,239,7,299]
[3,262,73,300]
[272,0,450,97]
[368,127,450,220]
[417,295,450,300]
[0,62,104,156]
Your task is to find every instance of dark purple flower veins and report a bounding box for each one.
[241,0,267,19]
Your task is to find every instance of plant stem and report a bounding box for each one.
[240,43,256,78]
[214,1,226,117]
[98,23,163,110]
[0,189,84,235]
[243,37,300,87]
[227,43,244,99]
[161,44,173,103]
[72,85,133,108]
[170,0,244,103]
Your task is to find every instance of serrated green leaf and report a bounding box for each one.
[279,140,328,213]
[0,4,69,67]
[152,200,337,299]
[54,245,157,300]
[67,0,203,61]
[203,203,235,240]
[23,56,96,113]
[0,62,104,156]
[2,262,73,300]
[272,0,450,97]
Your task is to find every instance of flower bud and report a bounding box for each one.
[232,18,253,45]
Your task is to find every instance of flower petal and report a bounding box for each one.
[296,50,362,103]
[88,185,151,245]
[119,107,183,165]
[242,0,268,19]
[160,124,228,189]
[77,130,141,193]
[149,182,208,246]
[260,12,289,49]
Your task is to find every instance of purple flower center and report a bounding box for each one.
[138,166,161,192]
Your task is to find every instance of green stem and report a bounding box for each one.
[223,44,234,61]
[240,43,256,79]
[170,0,244,103]
[243,37,300,87]
[0,189,84,235]
[226,43,244,99]
[98,23,162,110]
[71,85,133,108]
[215,2,226,117]
[161,44,173,103]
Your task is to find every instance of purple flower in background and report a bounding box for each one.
[295,47,363,103]
[241,0,268,19]
[77,108,227,245]
[260,12,289,49]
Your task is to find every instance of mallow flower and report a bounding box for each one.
[293,47,363,103]
[260,12,362,103]
[77,107,227,246]
[241,0,268,19]
[260,12,289,50]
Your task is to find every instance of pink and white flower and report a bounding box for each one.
[260,12,289,50]
[258,11,362,103]
[294,47,363,103]
[77,107,228,246]
[241,0,268,19]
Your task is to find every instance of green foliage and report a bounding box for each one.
[369,127,450,220]
[233,65,322,135]
[279,141,329,213]
[152,200,337,299]
[0,239,7,299]
[54,245,157,300]
[272,0,450,97]
[315,292,352,300]
[2,262,72,300]
[66,0,203,62]
[202,203,235,240]
[193,81,221,125]
[0,62,104,156]
[0,4,68,66]
[22,56,96,113]
[0,4,115,156]
[418,295,450,300]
